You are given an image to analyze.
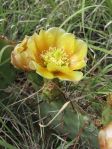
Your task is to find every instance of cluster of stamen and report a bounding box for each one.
[41,47,69,66]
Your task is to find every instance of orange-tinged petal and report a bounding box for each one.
[98,129,106,149]
[57,33,76,56]
[35,30,48,51]
[98,122,112,149]
[11,36,32,71]
[35,30,56,51]
[18,36,29,52]
[27,33,44,65]
[32,30,52,53]
[11,51,31,71]
[36,65,54,79]
[35,27,65,51]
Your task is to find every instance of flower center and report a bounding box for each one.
[41,47,69,66]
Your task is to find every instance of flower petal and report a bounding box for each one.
[11,36,32,71]
[29,60,38,70]
[35,28,64,52]
[73,39,87,60]
[11,51,31,71]
[27,34,39,58]
[36,65,54,79]
[37,30,52,51]
[18,36,29,52]
[35,27,65,50]
[47,63,83,81]
[27,33,44,65]
[98,123,112,149]
[47,27,65,35]
[57,33,76,56]
[47,27,65,46]
[70,59,86,70]
[56,71,83,81]
[98,129,106,149]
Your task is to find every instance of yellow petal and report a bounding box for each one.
[47,63,60,72]
[70,59,86,70]
[73,39,87,60]
[57,33,76,56]
[29,60,38,70]
[27,34,38,59]
[35,29,58,51]
[47,63,83,81]
[35,27,65,50]
[47,27,65,46]
[47,27,65,35]
[34,30,48,51]
[17,36,29,52]
[56,71,83,81]
[27,33,45,65]
[47,63,71,74]
[36,65,54,79]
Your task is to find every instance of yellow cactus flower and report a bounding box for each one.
[29,27,87,81]
[98,122,112,149]
[11,27,88,81]
[11,36,35,71]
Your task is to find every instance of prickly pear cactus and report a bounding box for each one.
[28,77,99,148]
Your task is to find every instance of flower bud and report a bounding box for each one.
[98,122,112,149]
[11,36,32,71]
